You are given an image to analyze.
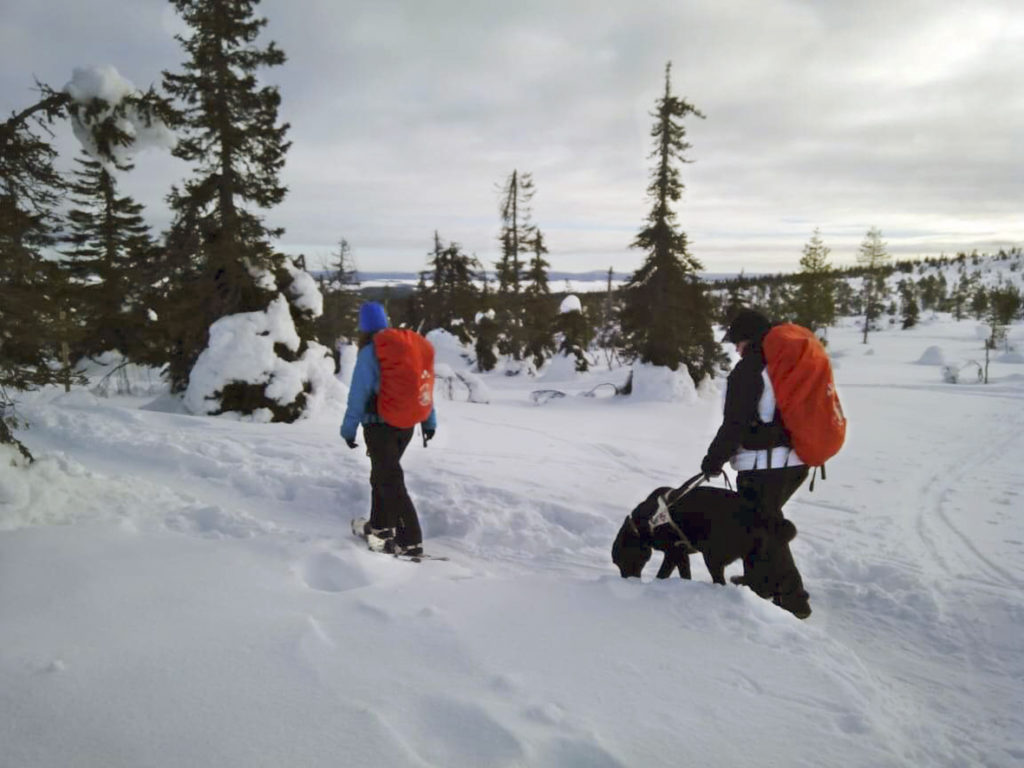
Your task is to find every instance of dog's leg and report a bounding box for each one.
[676,550,691,579]
[704,555,726,585]
[656,547,691,579]
[656,550,676,579]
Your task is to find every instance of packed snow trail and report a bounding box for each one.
[2,320,1023,767]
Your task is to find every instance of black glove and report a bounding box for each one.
[345,438,358,450]
[423,429,435,445]
[701,455,723,478]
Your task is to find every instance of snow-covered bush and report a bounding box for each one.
[628,363,698,403]
[183,296,345,421]
[539,354,585,383]
[426,329,474,371]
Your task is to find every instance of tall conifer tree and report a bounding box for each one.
[160,0,296,395]
[494,170,535,359]
[857,227,891,344]
[62,152,158,359]
[2,81,172,456]
[619,63,720,383]
[315,237,360,363]
[0,97,74,458]
[898,279,920,329]
[522,230,556,368]
[793,228,836,337]
[420,231,480,343]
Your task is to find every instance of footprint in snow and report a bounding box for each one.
[533,737,628,768]
[298,551,372,593]
[410,695,525,767]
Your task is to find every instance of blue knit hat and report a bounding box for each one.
[358,301,389,333]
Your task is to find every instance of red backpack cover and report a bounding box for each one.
[373,329,435,429]
[762,324,846,466]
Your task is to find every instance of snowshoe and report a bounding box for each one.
[351,518,447,562]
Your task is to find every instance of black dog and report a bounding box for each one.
[611,485,811,618]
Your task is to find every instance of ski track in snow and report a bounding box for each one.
[793,368,1024,766]
[4,320,1024,767]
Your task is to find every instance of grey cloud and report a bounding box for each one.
[2,0,1021,275]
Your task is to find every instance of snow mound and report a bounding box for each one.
[996,351,1024,364]
[539,354,584,383]
[559,295,582,314]
[628,363,697,403]
[338,343,359,383]
[915,346,946,365]
[426,329,473,370]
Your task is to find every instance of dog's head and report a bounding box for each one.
[611,516,652,578]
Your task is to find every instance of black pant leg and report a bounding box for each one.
[390,427,422,547]
[364,424,421,546]
[737,465,808,529]
[737,466,811,611]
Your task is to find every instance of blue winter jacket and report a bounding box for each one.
[340,343,438,441]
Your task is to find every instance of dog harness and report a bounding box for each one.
[626,474,708,556]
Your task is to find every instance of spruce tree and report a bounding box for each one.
[721,278,747,325]
[494,170,535,359]
[793,228,836,337]
[556,297,592,372]
[474,309,500,373]
[522,230,556,368]
[315,237,360,365]
[595,267,623,367]
[619,63,720,384]
[898,279,919,329]
[951,268,971,321]
[62,152,158,360]
[420,231,480,343]
[988,280,1022,334]
[2,81,173,456]
[857,227,891,344]
[970,285,989,321]
[0,95,76,459]
[160,0,287,317]
[160,0,317,420]
[473,275,499,372]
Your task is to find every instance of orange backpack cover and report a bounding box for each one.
[762,324,846,466]
[373,329,435,429]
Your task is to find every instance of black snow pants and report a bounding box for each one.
[364,423,422,548]
[737,465,810,612]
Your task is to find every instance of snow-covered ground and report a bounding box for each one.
[2,315,1022,768]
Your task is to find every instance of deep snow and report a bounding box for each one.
[1,315,1023,768]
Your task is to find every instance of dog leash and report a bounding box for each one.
[660,472,707,507]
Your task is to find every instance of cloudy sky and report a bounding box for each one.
[3,0,1023,275]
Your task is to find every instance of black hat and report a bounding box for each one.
[722,308,771,344]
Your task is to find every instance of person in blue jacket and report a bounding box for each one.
[341,302,437,556]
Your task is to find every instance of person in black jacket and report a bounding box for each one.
[701,308,812,619]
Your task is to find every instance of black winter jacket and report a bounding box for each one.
[704,341,790,473]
